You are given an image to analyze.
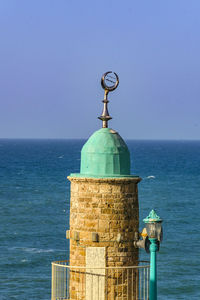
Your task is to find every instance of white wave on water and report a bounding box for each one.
[21,259,28,263]
[58,155,64,159]
[23,247,55,253]
[146,175,156,179]
[8,247,60,253]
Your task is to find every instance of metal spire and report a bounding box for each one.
[98,71,119,128]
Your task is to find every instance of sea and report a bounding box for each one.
[0,139,200,300]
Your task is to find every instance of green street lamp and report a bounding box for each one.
[143,210,163,300]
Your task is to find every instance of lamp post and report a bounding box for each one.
[143,210,163,300]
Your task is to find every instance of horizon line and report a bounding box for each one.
[0,137,200,141]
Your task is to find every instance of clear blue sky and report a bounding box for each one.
[0,0,200,139]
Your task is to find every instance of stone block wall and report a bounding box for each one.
[67,176,141,299]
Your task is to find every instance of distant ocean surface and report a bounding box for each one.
[0,139,200,300]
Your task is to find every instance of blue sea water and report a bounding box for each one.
[0,139,200,299]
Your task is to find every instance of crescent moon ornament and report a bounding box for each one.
[101,71,119,91]
[98,71,119,128]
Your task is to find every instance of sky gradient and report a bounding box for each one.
[0,0,200,139]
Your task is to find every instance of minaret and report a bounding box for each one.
[67,72,141,299]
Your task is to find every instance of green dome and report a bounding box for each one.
[79,128,131,177]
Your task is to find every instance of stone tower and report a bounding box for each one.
[67,72,141,299]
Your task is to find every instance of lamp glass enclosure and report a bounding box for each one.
[145,222,162,239]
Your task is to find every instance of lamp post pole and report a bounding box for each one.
[149,238,159,300]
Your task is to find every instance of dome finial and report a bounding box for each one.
[98,71,119,128]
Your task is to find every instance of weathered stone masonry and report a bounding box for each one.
[68,177,140,264]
